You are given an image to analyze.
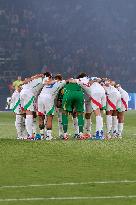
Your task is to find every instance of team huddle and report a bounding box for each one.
[10,72,129,140]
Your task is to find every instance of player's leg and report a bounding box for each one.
[62,110,69,140]
[46,115,54,140]
[33,111,37,136]
[72,111,79,138]
[106,93,118,139]
[45,103,55,140]
[91,93,104,139]
[25,110,34,139]
[74,91,86,139]
[61,93,72,140]
[84,97,92,137]
[106,110,113,139]
[37,95,47,139]
[57,108,64,138]
[24,95,35,139]
[15,114,23,139]
[21,113,27,139]
[111,94,121,137]
[112,110,118,137]
[93,108,104,139]
[38,114,45,138]
[117,111,125,138]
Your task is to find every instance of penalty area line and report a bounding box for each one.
[0,195,136,202]
[0,180,136,189]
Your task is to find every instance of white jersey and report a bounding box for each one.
[105,85,120,96]
[40,80,66,98]
[77,79,106,110]
[117,87,129,100]
[77,79,105,97]
[38,80,66,115]
[21,77,43,96]
[10,90,21,114]
[105,85,121,111]
[117,87,129,111]
[90,82,105,94]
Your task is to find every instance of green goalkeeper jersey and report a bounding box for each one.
[62,83,84,112]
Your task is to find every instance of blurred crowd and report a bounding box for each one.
[0,0,136,101]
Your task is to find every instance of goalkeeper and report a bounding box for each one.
[61,81,85,140]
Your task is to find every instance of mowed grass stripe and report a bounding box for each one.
[0,180,136,189]
[0,195,136,202]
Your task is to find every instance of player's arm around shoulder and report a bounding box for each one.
[23,74,44,85]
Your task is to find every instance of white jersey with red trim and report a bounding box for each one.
[90,82,105,94]
[105,85,121,111]
[117,87,129,111]
[77,79,106,110]
[77,79,105,97]
[105,85,120,96]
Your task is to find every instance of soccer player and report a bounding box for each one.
[104,80,121,139]
[115,84,129,138]
[61,80,85,140]
[75,76,106,139]
[54,74,65,138]
[20,73,44,139]
[10,83,26,139]
[38,73,66,140]
[76,72,92,138]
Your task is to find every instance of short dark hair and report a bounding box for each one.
[77,72,87,79]
[43,72,52,78]
[54,73,63,81]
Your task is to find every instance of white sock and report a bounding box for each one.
[22,117,27,138]
[118,123,124,136]
[33,118,37,135]
[73,117,79,135]
[25,115,33,137]
[106,115,112,133]
[46,129,52,137]
[15,115,23,138]
[112,116,118,133]
[96,115,103,132]
[58,110,63,136]
[84,118,91,134]
[44,115,47,133]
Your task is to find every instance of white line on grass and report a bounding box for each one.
[0,195,136,202]
[0,180,136,189]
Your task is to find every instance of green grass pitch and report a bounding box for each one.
[0,111,136,205]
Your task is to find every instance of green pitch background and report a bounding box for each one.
[0,111,136,205]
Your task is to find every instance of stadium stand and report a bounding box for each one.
[0,0,136,110]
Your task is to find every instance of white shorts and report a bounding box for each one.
[106,92,121,111]
[91,92,106,111]
[38,94,55,116]
[20,89,35,112]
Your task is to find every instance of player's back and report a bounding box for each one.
[21,77,43,95]
[64,82,82,94]
[106,86,121,100]
[90,82,105,94]
[118,87,129,100]
[41,80,66,97]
